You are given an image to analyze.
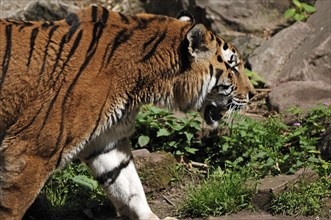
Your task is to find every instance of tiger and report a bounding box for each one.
[0,6,254,220]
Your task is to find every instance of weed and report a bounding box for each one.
[245,69,266,88]
[284,0,316,21]
[271,177,331,216]
[40,161,114,217]
[178,169,254,217]
[133,105,202,157]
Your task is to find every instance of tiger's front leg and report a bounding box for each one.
[79,138,161,220]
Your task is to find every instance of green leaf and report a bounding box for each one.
[284,8,296,18]
[138,135,150,147]
[308,157,320,163]
[266,158,275,167]
[184,146,198,154]
[72,175,98,190]
[294,13,306,21]
[184,132,194,142]
[293,0,302,9]
[302,3,316,13]
[157,128,171,137]
[256,152,267,158]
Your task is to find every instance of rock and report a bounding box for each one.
[10,0,79,21]
[231,35,265,62]
[249,0,331,112]
[268,81,331,112]
[193,0,291,35]
[252,168,319,211]
[248,22,312,86]
[319,126,331,161]
[133,150,177,193]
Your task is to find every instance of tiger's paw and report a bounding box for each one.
[162,217,178,220]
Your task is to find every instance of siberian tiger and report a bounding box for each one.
[0,6,254,220]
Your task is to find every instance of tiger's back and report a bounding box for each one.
[0,6,254,220]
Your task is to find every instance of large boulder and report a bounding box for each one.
[141,0,292,35]
[2,0,79,20]
[249,0,331,111]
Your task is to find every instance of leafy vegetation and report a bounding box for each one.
[284,0,316,21]
[38,162,115,218]
[271,177,331,216]
[38,102,331,218]
[133,105,202,156]
[245,69,266,88]
[133,103,331,177]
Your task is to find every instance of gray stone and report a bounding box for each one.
[202,0,291,34]
[249,22,312,86]
[10,0,79,21]
[268,81,331,112]
[248,0,331,112]
[252,168,319,211]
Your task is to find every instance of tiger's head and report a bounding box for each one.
[178,23,255,128]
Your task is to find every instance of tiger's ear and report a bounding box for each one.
[186,24,213,60]
[177,10,195,23]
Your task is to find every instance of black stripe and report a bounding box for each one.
[66,13,80,41]
[0,130,6,146]
[87,8,109,57]
[143,32,159,51]
[209,64,214,79]
[141,30,167,62]
[216,37,222,46]
[100,38,113,73]
[54,30,83,82]
[54,11,108,154]
[48,33,69,84]
[106,29,130,65]
[84,139,115,161]
[91,6,98,22]
[39,30,83,136]
[223,42,228,50]
[0,25,12,90]
[13,106,43,135]
[96,155,133,185]
[215,68,224,86]
[41,21,54,29]
[38,25,59,84]
[119,12,129,24]
[27,27,39,67]
[101,7,109,24]
[88,87,112,143]
[217,55,223,63]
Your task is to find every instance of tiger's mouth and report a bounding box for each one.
[203,103,227,127]
[202,99,247,128]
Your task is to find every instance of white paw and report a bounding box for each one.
[162,217,178,220]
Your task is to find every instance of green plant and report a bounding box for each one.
[178,169,254,217]
[284,0,316,21]
[133,105,202,157]
[42,162,112,212]
[271,177,331,216]
[202,104,331,177]
[245,69,266,88]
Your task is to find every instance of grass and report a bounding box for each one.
[178,170,255,217]
[271,177,331,216]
